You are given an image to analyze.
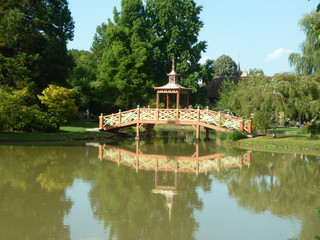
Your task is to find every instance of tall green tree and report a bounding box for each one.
[212,55,241,77]
[97,0,155,109]
[0,0,74,91]
[93,0,207,110]
[146,0,207,90]
[67,50,98,112]
[289,11,320,74]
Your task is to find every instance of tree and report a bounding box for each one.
[67,50,98,113]
[0,0,74,91]
[248,68,264,76]
[217,73,320,132]
[0,88,30,131]
[200,59,214,84]
[92,0,207,110]
[38,85,78,130]
[95,0,156,109]
[146,0,207,89]
[289,11,320,74]
[212,55,241,77]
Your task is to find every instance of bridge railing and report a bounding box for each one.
[100,108,252,133]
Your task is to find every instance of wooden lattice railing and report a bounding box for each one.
[98,144,251,174]
[99,108,252,133]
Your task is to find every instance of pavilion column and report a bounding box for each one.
[166,94,170,109]
[156,91,160,108]
[176,91,180,109]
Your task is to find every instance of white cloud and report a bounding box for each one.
[265,48,293,62]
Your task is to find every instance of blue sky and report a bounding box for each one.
[67,0,316,76]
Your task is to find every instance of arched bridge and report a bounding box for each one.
[99,107,252,139]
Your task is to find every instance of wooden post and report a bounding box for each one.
[176,91,180,109]
[156,91,160,109]
[195,106,201,142]
[99,114,103,129]
[195,124,200,143]
[247,120,252,133]
[118,109,121,125]
[218,113,221,127]
[239,119,244,132]
[239,155,243,165]
[246,152,251,164]
[135,123,140,141]
[156,108,159,121]
[135,106,141,141]
[166,94,170,109]
[98,145,103,160]
[117,150,121,166]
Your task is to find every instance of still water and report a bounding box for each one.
[0,130,319,240]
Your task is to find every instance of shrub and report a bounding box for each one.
[216,130,247,142]
[16,105,57,132]
[228,130,247,141]
[306,122,320,137]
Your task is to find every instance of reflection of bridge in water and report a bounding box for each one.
[98,143,251,219]
[98,143,251,174]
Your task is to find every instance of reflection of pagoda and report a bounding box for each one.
[152,171,178,221]
[98,142,251,219]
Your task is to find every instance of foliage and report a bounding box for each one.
[0,0,74,91]
[216,130,246,142]
[67,50,98,112]
[216,73,320,132]
[91,0,207,110]
[212,55,241,77]
[38,85,78,129]
[307,121,320,137]
[248,68,264,76]
[289,11,320,74]
[146,0,206,89]
[0,87,31,131]
[17,105,57,132]
[200,59,214,84]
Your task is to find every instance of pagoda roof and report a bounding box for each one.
[153,82,192,91]
[153,58,191,91]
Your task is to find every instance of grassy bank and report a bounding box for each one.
[225,133,320,155]
[0,119,114,142]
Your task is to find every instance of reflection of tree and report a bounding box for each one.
[212,151,320,240]
[0,146,84,240]
[84,159,211,240]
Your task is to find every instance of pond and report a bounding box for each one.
[0,130,319,240]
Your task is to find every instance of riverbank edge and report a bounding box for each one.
[219,139,320,155]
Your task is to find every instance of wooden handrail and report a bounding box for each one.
[100,108,252,133]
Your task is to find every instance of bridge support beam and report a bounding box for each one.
[194,124,201,143]
[135,123,143,141]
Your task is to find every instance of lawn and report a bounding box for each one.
[231,133,320,155]
[0,119,114,142]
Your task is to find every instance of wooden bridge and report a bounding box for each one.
[99,107,252,140]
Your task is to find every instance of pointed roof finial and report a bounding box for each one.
[172,56,175,71]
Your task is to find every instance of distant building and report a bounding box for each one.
[203,76,239,104]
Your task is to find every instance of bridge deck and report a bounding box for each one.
[99,108,252,138]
